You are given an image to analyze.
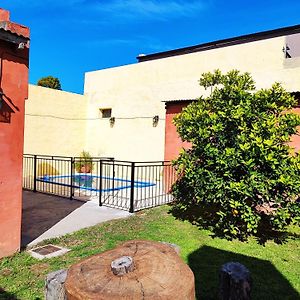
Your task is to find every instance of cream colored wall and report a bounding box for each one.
[84,34,300,161]
[24,85,88,156]
[24,34,300,161]
[84,65,167,161]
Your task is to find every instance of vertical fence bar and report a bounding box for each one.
[70,157,74,200]
[99,159,103,206]
[112,160,115,192]
[129,162,135,213]
[161,161,164,205]
[33,155,37,192]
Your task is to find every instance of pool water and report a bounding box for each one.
[73,174,94,188]
[38,174,155,192]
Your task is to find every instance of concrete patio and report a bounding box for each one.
[22,191,131,248]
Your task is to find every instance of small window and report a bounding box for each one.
[99,108,112,118]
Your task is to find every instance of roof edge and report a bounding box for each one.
[162,98,198,103]
[0,21,29,39]
[0,28,29,47]
[138,24,300,62]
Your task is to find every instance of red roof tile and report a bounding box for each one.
[0,8,29,39]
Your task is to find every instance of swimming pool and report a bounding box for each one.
[37,174,155,192]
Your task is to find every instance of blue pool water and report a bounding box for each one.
[38,174,155,192]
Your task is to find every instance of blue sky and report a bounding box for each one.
[2,0,300,94]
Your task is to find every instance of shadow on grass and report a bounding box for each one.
[188,245,299,300]
[254,230,299,246]
[170,204,298,245]
[0,288,19,300]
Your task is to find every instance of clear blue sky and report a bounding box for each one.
[2,0,300,94]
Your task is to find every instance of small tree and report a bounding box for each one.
[75,151,94,173]
[171,70,300,241]
[37,76,62,90]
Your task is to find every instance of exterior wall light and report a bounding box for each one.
[153,115,159,127]
[18,42,26,50]
[109,117,115,127]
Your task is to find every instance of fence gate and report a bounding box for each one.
[99,160,176,212]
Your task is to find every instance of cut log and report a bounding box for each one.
[219,262,252,300]
[65,240,195,300]
[45,269,67,300]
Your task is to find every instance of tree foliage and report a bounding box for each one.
[171,70,300,241]
[74,150,94,173]
[37,76,62,90]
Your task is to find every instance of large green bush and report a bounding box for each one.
[171,70,300,240]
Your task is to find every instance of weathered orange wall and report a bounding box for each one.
[0,11,29,258]
[290,107,300,152]
[164,102,192,161]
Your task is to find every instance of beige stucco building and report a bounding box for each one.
[24,25,300,161]
[24,85,88,157]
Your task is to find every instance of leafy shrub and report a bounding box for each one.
[75,151,94,173]
[171,70,300,241]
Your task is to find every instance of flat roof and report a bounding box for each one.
[138,24,300,62]
[162,98,197,103]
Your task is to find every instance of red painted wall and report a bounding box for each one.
[164,102,192,161]
[289,107,300,152]
[0,10,29,258]
[164,102,300,162]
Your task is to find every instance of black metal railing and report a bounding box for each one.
[22,155,176,212]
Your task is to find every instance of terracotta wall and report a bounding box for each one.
[165,102,300,162]
[0,10,29,258]
[290,107,300,152]
[164,102,192,161]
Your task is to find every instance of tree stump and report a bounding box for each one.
[219,262,252,300]
[111,256,134,276]
[65,240,195,300]
[160,242,180,255]
[45,269,67,300]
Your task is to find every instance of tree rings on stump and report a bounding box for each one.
[65,240,195,300]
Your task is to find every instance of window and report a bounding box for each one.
[99,108,112,118]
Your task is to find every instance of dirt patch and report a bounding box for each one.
[30,263,50,276]
[0,268,12,276]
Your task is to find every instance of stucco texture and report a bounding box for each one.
[24,33,300,162]
[0,10,29,258]
[84,34,300,161]
[24,85,88,157]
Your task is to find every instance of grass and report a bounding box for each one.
[0,205,299,299]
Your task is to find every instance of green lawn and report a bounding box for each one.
[0,206,299,300]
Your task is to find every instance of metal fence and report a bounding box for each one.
[23,154,176,212]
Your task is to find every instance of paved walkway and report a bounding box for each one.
[22,191,131,248]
